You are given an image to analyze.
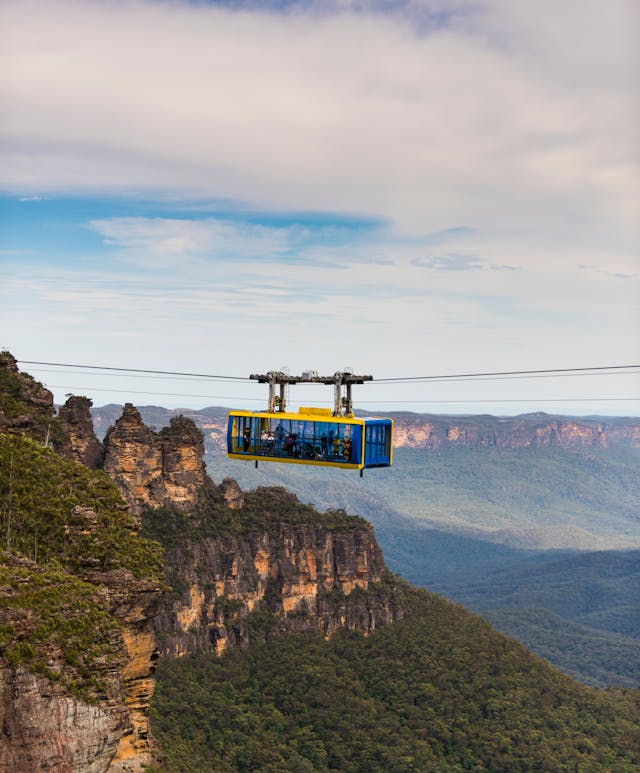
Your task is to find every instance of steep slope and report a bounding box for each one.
[0,434,163,771]
[142,489,409,659]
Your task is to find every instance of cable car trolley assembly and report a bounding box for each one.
[227,370,393,474]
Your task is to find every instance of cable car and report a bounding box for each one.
[226,371,393,474]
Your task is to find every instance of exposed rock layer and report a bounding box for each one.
[389,414,640,450]
[0,665,128,773]
[80,565,163,773]
[57,395,104,468]
[151,504,405,659]
[103,405,210,516]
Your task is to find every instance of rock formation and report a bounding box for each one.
[80,563,162,773]
[103,405,211,517]
[389,413,639,450]
[219,477,244,509]
[57,395,104,468]
[0,552,162,773]
[103,404,165,516]
[0,351,56,442]
[159,415,209,509]
[150,487,407,659]
[0,664,129,773]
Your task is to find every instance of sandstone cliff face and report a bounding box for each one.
[0,665,129,773]
[389,414,640,450]
[0,543,163,773]
[103,405,210,517]
[57,395,103,468]
[148,488,405,660]
[80,565,162,773]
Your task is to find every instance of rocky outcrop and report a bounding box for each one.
[220,477,244,510]
[57,395,104,468]
[80,565,162,773]
[103,405,211,517]
[103,404,165,516]
[0,665,129,773]
[159,416,208,509]
[0,351,56,442]
[0,545,163,773]
[0,555,130,772]
[151,489,406,659]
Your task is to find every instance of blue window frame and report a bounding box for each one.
[230,416,362,465]
[363,420,391,467]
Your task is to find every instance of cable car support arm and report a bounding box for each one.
[249,371,373,416]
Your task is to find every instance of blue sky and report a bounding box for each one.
[1,0,638,414]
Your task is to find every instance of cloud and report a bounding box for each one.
[578,264,638,281]
[1,1,638,414]
[1,0,637,239]
[411,254,484,271]
[410,253,519,271]
[88,214,385,268]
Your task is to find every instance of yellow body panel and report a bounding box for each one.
[226,452,361,470]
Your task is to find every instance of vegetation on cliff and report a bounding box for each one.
[0,350,64,445]
[0,432,163,698]
[142,484,368,547]
[0,558,122,700]
[151,589,640,772]
[0,434,163,579]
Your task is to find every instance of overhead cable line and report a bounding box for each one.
[18,360,250,381]
[20,360,639,386]
[23,367,640,386]
[370,365,640,383]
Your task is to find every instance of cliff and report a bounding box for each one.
[389,412,640,450]
[0,360,164,773]
[144,486,407,659]
[0,351,57,443]
[103,405,210,517]
[0,553,162,773]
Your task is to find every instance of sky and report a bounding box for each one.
[1,0,639,415]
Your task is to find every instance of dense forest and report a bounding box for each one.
[151,589,640,772]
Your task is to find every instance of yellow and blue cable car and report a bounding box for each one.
[226,371,393,473]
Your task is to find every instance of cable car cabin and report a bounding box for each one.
[227,407,393,472]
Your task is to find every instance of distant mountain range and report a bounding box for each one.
[91,404,640,451]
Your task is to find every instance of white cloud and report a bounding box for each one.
[88,217,295,267]
[1,0,638,239]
